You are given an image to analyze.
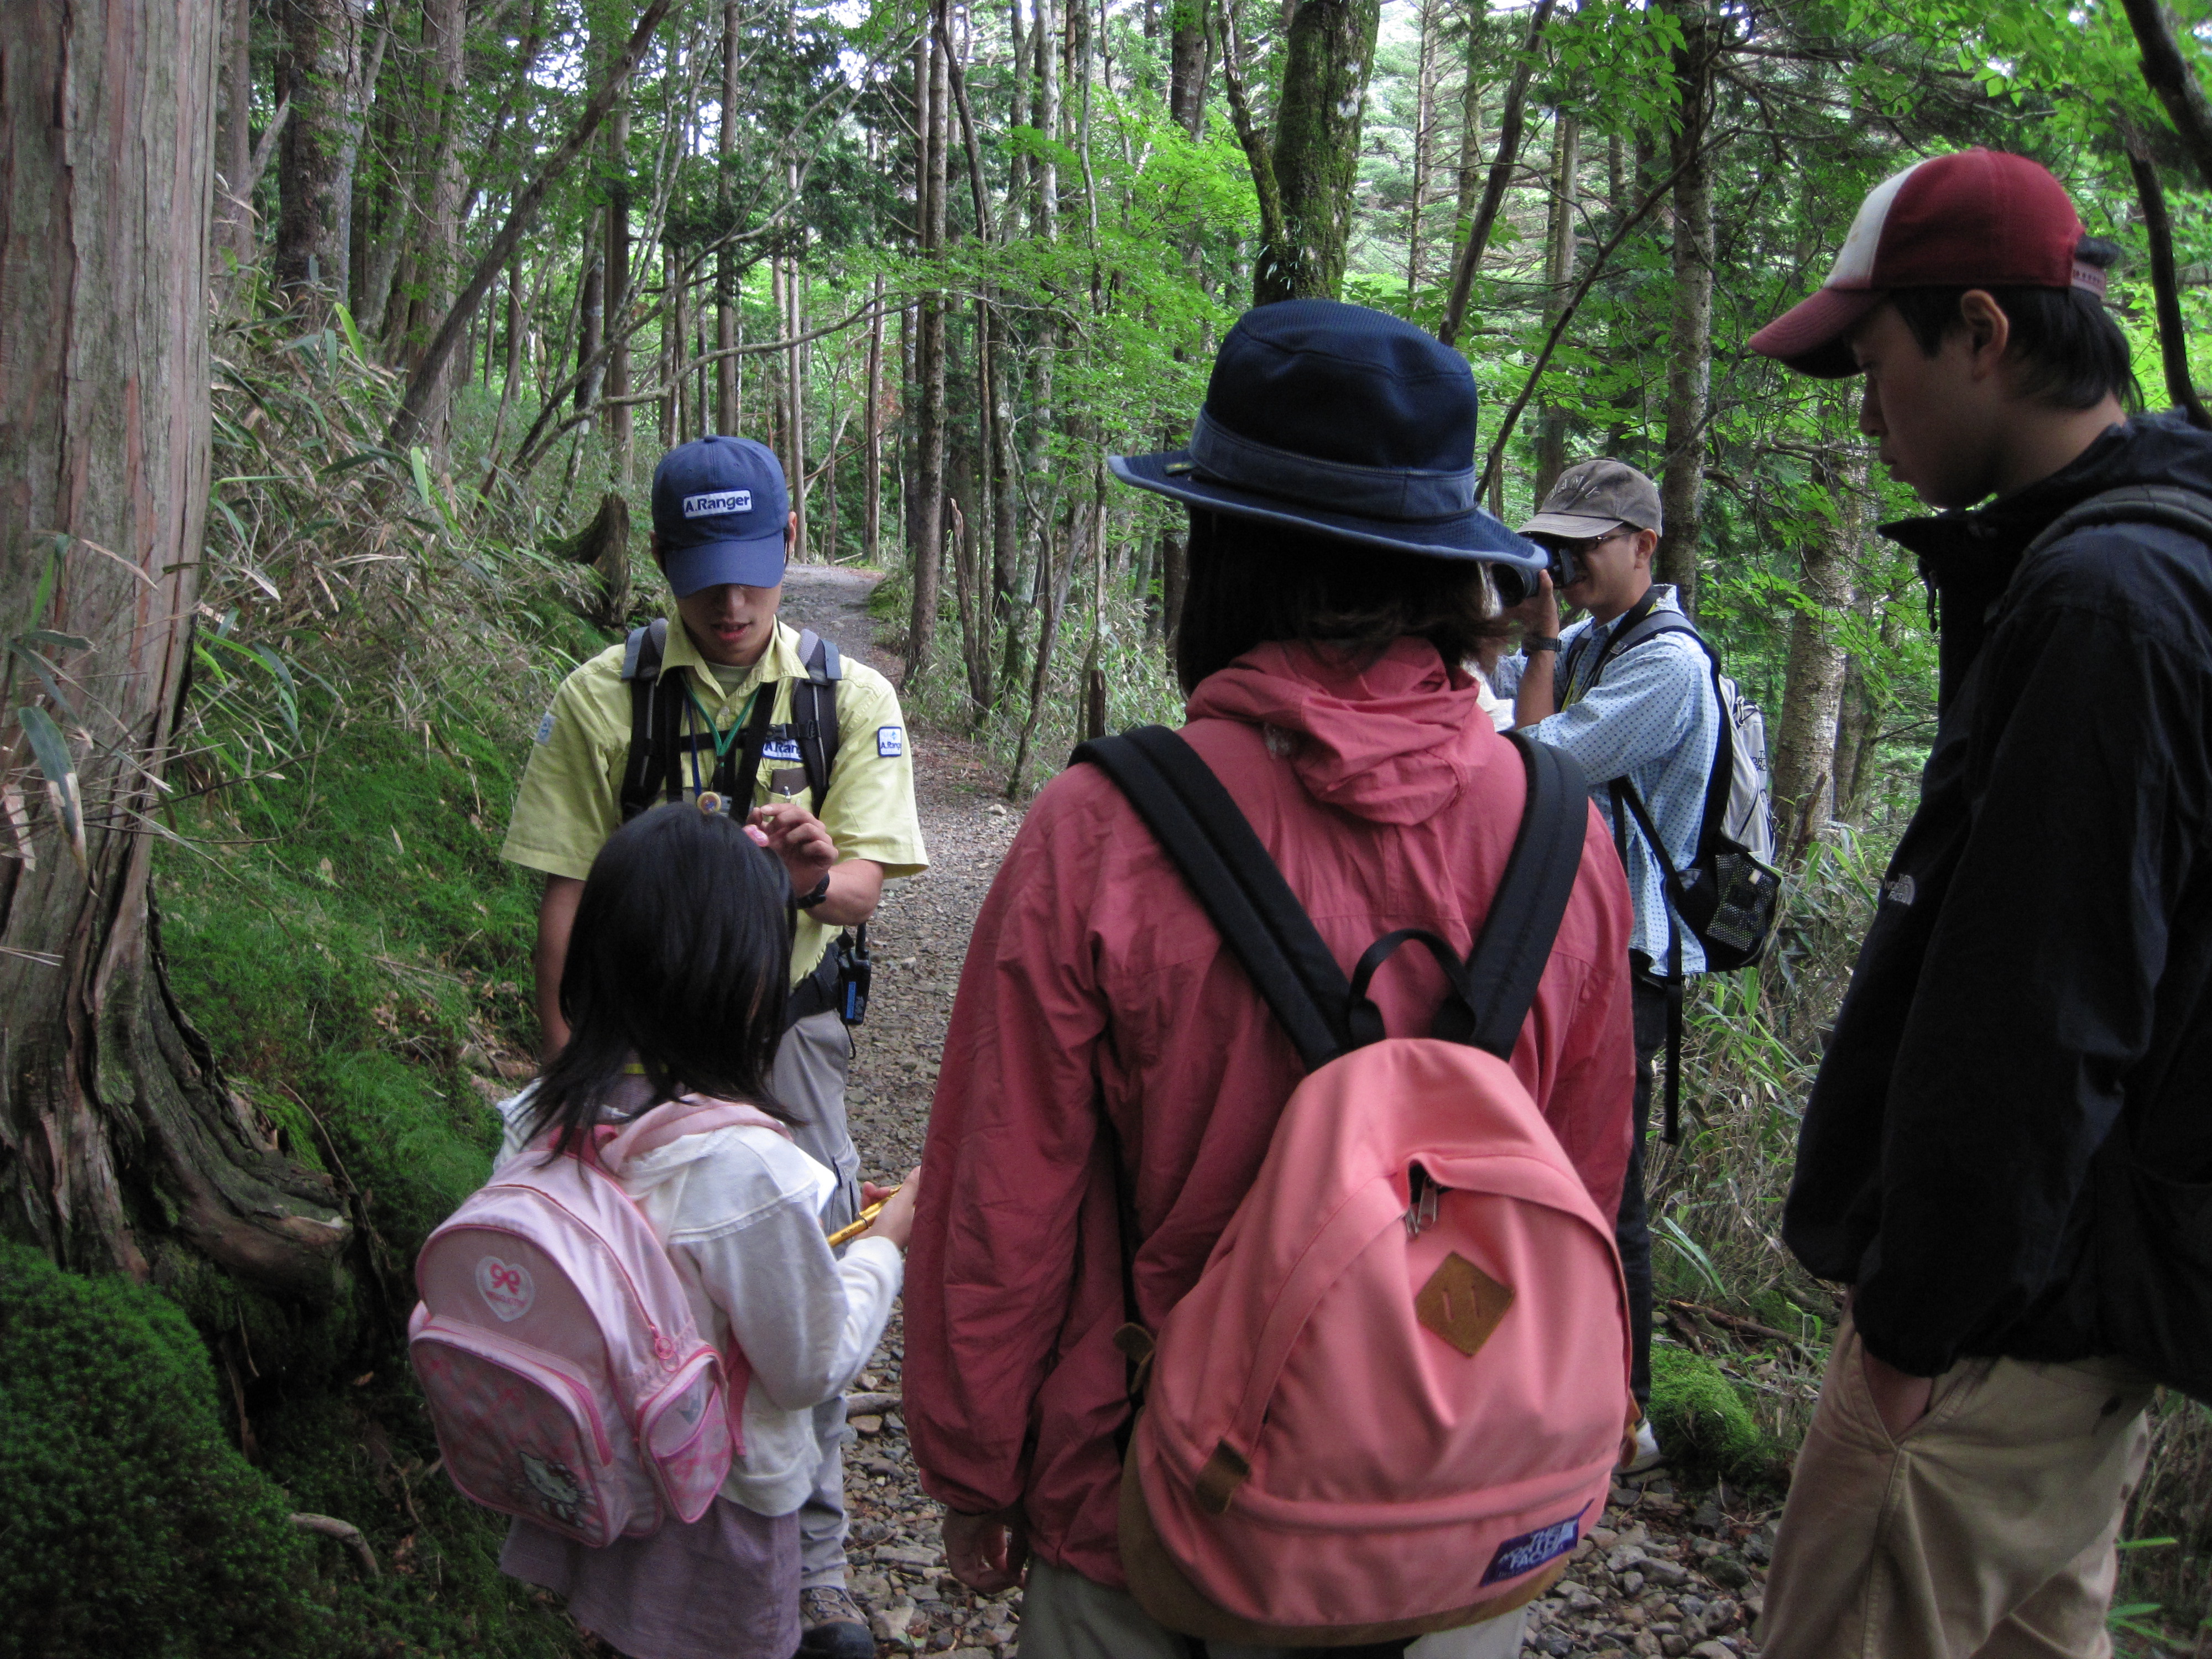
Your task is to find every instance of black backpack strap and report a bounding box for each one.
[2020,483,2212,564]
[1072,728,1352,1070]
[790,627,844,804]
[1611,778,1687,1145]
[618,619,675,821]
[1460,732,1589,1060]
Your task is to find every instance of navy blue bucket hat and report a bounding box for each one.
[1108,300,1542,575]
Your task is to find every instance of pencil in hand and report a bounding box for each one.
[826,1186,901,1248]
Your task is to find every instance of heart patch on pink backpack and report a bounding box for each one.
[476,1255,535,1321]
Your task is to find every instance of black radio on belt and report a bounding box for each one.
[838,926,872,1025]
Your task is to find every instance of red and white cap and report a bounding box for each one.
[1750,149,2104,378]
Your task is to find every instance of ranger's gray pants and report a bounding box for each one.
[772,1008,865,1593]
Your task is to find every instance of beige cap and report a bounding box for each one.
[1520,458,1663,539]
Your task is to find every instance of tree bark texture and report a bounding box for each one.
[1656,0,1713,618]
[1770,440,1866,859]
[0,0,351,1298]
[1406,0,1439,299]
[215,0,256,278]
[414,0,467,455]
[1256,0,1383,304]
[275,0,368,317]
[1168,0,1209,138]
[2120,0,2212,194]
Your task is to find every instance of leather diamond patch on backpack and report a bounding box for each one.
[1415,1252,1515,1357]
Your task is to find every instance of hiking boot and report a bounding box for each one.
[794,1587,874,1659]
[1622,1418,1666,1475]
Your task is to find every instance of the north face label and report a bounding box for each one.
[1479,1506,1587,1586]
[683,489,752,518]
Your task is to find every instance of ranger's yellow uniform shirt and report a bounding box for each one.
[503,618,928,982]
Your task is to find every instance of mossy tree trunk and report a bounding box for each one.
[1255,0,1383,304]
[0,0,351,1305]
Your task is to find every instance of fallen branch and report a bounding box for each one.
[290,1512,380,1579]
[1666,1298,1795,1345]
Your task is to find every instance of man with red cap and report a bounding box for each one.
[1750,149,2212,1658]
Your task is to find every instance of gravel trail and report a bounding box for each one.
[776,566,1778,1658]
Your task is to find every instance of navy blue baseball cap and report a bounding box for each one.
[650,436,791,597]
[1108,300,1542,573]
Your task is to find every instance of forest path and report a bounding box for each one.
[773,564,1776,1658]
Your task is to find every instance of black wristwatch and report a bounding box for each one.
[794,872,832,910]
[1525,635,1563,654]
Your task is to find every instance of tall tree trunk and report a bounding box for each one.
[1533,113,1580,502]
[215,0,257,280]
[1656,0,1713,618]
[864,273,885,566]
[413,0,466,458]
[1436,0,1556,347]
[331,17,385,316]
[787,231,809,559]
[1169,0,1209,136]
[275,0,367,319]
[717,0,743,435]
[1406,0,1439,299]
[1,0,351,1296]
[1256,0,1384,304]
[577,216,604,412]
[905,14,951,686]
[606,88,634,483]
[1771,437,1867,860]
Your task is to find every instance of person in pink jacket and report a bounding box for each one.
[904,300,1639,1658]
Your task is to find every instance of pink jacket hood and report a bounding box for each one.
[1185,638,1494,824]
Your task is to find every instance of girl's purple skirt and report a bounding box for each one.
[501,1497,800,1659]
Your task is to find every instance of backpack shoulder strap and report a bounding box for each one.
[619,619,676,821]
[792,628,843,802]
[2021,483,2212,562]
[1073,727,1351,1070]
[1458,732,1590,1060]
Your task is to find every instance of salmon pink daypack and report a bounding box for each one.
[1076,726,1634,1646]
[408,1096,786,1547]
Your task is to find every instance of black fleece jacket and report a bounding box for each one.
[1784,413,2212,1381]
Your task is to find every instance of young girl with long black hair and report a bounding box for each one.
[494,804,916,1659]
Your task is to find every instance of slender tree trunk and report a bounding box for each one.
[1533,113,1580,502]
[1453,20,1483,237]
[1256,0,1384,304]
[1656,0,1713,618]
[332,17,385,314]
[215,0,257,280]
[1169,0,1209,136]
[905,14,952,685]
[413,0,466,457]
[275,0,367,319]
[864,273,885,566]
[662,242,683,452]
[717,0,742,435]
[1406,0,1439,299]
[1437,0,1556,347]
[788,231,810,560]
[1,0,351,1295]
[577,216,604,412]
[606,88,634,482]
[1771,437,1866,860]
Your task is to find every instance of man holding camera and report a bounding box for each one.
[1491,458,1721,1467]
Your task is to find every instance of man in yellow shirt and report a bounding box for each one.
[503,434,927,1657]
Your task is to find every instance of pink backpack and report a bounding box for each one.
[408,1095,787,1546]
[1076,727,1634,1645]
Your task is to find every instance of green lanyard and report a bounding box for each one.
[684,682,761,796]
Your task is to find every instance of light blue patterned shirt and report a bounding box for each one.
[1490,585,1721,974]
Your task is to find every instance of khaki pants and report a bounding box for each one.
[1758,1315,2154,1659]
[771,1008,863,1594]
[1018,1560,1528,1659]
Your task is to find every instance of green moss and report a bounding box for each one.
[1649,1345,1786,1489]
[0,1245,314,1658]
